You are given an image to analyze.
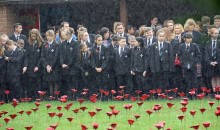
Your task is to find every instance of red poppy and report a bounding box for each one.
[215,110,220,117]
[156,88,162,93]
[202,122,211,129]
[71,88,78,93]
[67,117,74,123]
[168,96,174,100]
[50,124,58,129]
[73,109,79,115]
[208,101,215,108]
[119,86,125,89]
[112,109,120,117]
[36,98,42,101]
[167,102,174,108]
[134,114,141,120]
[89,95,97,103]
[165,89,171,94]
[172,88,178,93]
[57,106,62,111]
[206,89,211,94]
[48,112,56,118]
[178,92,185,97]
[64,105,70,111]
[201,87,207,92]
[80,106,87,112]
[149,89,156,95]
[200,108,206,114]
[26,111,32,116]
[109,105,115,110]
[190,110,196,118]
[124,94,130,99]
[110,123,117,129]
[6,128,14,130]
[67,103,73,107]
[99,89,105,94]
[54,91,60,95]
[130,96,137,102]
[104,90,109,96]
[25,126,33,130]
[45,104,52,110]
[123,104,132,111]
[117,90,124,95]
[59,97,67,103]
[78,98,85,105]
[18,110,24,115]
[135,90,142,95]
[153,104,162,111]
[180,107,187,113]
[137,101,144,107]
[115,96,123,101]
[106,112,113,118]
[214,86,220,92]
[182,98,189,101]
[31,108,39,113]
[0,101,4,106]
[190,124,200,130]
[197,93,205,100]
[38,91,46,96]
[92,122,99,130]
[215,94,220,101]
[154,121,165,130]
[177,115,184,122]
[81,124,88,130]
[146,110,153,117]
[56,113,63,119]
[35,102,41,107]
[158,93,167,99]
[127,119,135,126]
[49,96,55,100]
[95,107,102,112]
[11,102,19,108]
[175,55,181,66]
[189,90,196,95]
[9,114,17,120]
[4,117,10,124]
[111,90,116,95]
[180,100,188,106]
[217,106,220,110]
[4,90,10,95]
[88,111,96,118]
[140,94,150,101]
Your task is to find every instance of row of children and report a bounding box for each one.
[0,15,220,101]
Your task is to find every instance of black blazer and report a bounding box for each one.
[9,34,27,44]
[204,39,220,64]
[143,37,157,48]
[149,41,174,73]
[78,51,92,74]
[107,44,118,73]
[178,43,201,70]
[5,47,24,77]
[114,46,131,75]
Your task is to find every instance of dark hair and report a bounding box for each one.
[14,23,22,29]
[100,27,109,37]
[112,35,119,42]
[136,37,144,47]
[127,25,133,31]
[61,21,69,28]
[94,34,102,41]
[118,36,126,41]
[183,32,193,39]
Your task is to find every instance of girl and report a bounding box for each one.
[41,30,59,97]
[25,29,44,99]
[0,45,6,101]
[204,28,220,92]
[100,27,110,47]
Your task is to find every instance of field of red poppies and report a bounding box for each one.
[1,87,220,130]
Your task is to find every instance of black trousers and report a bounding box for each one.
[27,77,42,99]
[152,72,170,90]
[182,69,197,93]
[6,76,22,100]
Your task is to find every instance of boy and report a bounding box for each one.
[143,27,157,48]
[9,23,27,44]
[214,15,220,32]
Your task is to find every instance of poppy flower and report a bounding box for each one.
[11,102,19,108]
[134,114,141,120]
[135,90,142,95]
[180,107,187,113]
[99,89,105,94]
[9,114,17,120]
[200,108,206,114]
[31,108,39,113]
[115,96,123,101]
[56,106,62,111]
[109,105,115,110]
[35,98,42,102]
[106,112,113,118]
[104,90,109,96]
[24,126,33,130]
[206,89,211,94]
[201,87,207,93]
[190,124,200,130]
[71,88,77,93]
[202,122,211,129]
[217,106,220,110]
[81,124,88,130]
[49,96,55,100]
[208,101,215,108]
[89,95,97,103]
[35,102,41,107]
[0,101,4,106]
[124,94,130,99]
[45,104,52,110]
[64,105,70,111]
[190,110,196,118]
[26,111,32,116]
[178,92,185,97]
[66,103,73,107]
[117,90,124,95]
[78,99,85,105]
[156,88,162,93]
[158,93,167,99]
[6,128,14,130]
[80,106,87,112]
[92,122,99,130]
[50,124,58,129]
[215,110,220,118]
[56,113,63,119]
[95,107,102,113]
[165,89,171,94]
[214,86,220,92]
[172,88,178,93]
[110,123,117,129]
[167,102,174,108]
[38,91,46,96]
[48,112,56,118]
[127,119,135,127]
[178,115,184,122]
[180,101,188,106]
[4,90,10,95]
[149,89,156,95]
[189,90,196,95]
[18,110,24,115]
[215,94,220,102]
[59,97,67,103]
[67,117,74,123]
[4,117,10,124]
[168,96,174,100]
[137,101,144,107]
[197,93,205,100]
[88,111,96,118]
[146,110,153,117]
[111,90,116,95]
[112,109,120,117]
[154,121,165,130]
[140,94,150,101]
[54,91,60,95]
[73,108,79,115]
[119,86,125,89]
[175,55,181,66]
[182,98,189,101]
[130,96,137,102]
[123,104,132,111]
[153,104,162,111]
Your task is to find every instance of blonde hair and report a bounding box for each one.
[6,40,16,46]
[28,29,44,47]
[157,28,172,42]
[0,34,9,42]
[173,23,184,35]
[209,28,219,36]
[184,19,196,31]
[0,45,4,56]
[77,27,87,41]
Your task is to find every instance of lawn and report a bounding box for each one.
[0,94,219,130]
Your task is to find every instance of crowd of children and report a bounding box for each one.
[0,15,220,101]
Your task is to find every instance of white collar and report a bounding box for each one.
[14,33,20,37]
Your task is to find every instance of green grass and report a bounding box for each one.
[0,98,219,130]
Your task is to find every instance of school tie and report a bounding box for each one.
[137,47,140,51]
[159,42,163,56]
[83,52,86,59]
[186,44,190,52]
[97,46,100,59]
[17,36,19,41]
[175,35,179,40]
[147,39,150,47]
[212,40,217,59]
[119,47,122,57]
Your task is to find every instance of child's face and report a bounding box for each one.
[194,25,201,32]
[46,35,54,42]
[214,19,220,27]
[185,38,192,43]
[6,45,13,51]
[116,25,125,34]
[96,37,103,46]
[212,30,219,39]
[15,25,23,34]
[118,39,126,47]
[174,26,181,34]
[157,32,165,42]
[17,43,24,49]
[0,38,7,46]
[31,34,37,40]
[145,30,154,38]
[129,39,136,46]
[167,23,174,31]
[81,32,89,41]
[104,32,110,39]
[60,31,66,40]
[188,24,195,31]
[128,28,135,35]
[151,18,158,25]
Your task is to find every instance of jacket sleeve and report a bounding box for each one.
[41,45,47,68]
[50,44,59,68]
[101,47,109,69]
[168,44,174,72]
[8,50,24,63]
